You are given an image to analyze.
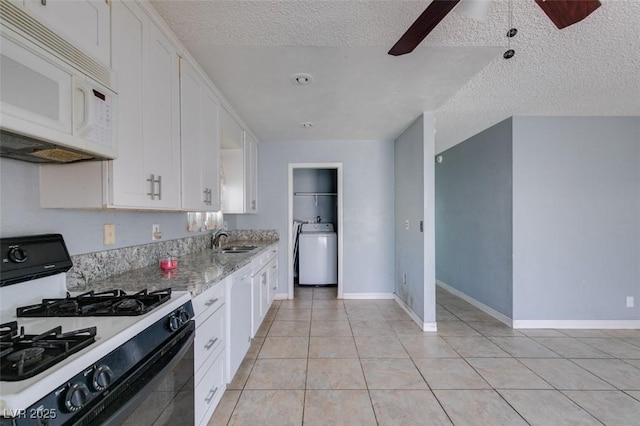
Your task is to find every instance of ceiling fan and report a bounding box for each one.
[388,0,602,56]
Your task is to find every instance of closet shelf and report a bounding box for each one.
[294,192,337,196]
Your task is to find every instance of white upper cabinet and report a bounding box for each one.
[109,0,180,209]
[21,0,110,64]
[221,108,259,214]
[244,132,258,213]
[181,57,221,211]
[40,0,182,210]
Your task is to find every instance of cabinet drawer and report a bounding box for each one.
[195,306,224,374]
[195,352,225,426]
[193,281,224,322]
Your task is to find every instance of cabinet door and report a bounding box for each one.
[109,0,147,206]
[220,108,245,213]
[143,23,181,209]
[227,268,252,381]
[261,267,269,319]
[268,258,278,305]
[110,1,180,209]
[23,0,110,64]
[244,132,258,213]
[181,58,221,211]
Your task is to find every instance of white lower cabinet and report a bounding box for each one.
[193,281,226,425]
[195,353,224,425]
[225,265,252,382]
[250,245,279,337]
[267,257,278,307]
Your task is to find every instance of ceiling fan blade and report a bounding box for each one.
[534,0,601,29]
[388,0,461,56]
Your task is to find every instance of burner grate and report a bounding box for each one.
[0,321,97,381]
[16,288,172,317]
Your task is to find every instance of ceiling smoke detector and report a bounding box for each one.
[300,122,314,128]
[290,73,313,86]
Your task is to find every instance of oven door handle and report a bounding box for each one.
[72,322,195,426]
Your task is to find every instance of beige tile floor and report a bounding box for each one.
[209,286,640,425]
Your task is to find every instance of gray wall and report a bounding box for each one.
[512,116,640,321]
[232,139,395,295]
[0,158,204,255]
[435,118,513,317]
[394,113,436,323]
[293,168,338,228]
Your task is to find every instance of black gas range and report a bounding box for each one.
[0,234,194,426]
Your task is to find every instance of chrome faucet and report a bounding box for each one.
[212,229,229,248]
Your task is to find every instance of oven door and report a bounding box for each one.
[72,321,195,426]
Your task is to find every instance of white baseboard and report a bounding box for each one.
[437,280,640,330]
[513,320,640,329]
[393,295,438,332]
[341,292,395,299]
[274,293,290,300]
[436,280,513,327]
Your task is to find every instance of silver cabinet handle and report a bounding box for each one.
[251,200,256,210]
[204,337,219,350]
[203,188,212,205]
[204,298,219,307]
[272,286,277,290]
[204,387,219,403]
[146,174,162,200]
[41,0,46,5]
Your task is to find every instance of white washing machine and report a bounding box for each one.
[298,223,337,285]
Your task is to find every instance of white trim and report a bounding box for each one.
[513,320,640,330]
[273,293,290,300]
[436,280,513,327]
[342,292,394,300]
[394,295,438,332]
[287,163,344,300]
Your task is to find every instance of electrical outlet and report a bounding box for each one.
[405,220,409,230]
[152,224,162,241]
[403,274,407,286]
[103,224,115,245]
[627,296,634,308]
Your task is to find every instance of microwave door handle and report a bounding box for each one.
[73,80,94,136]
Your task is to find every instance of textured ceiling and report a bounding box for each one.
[151,0,640,152]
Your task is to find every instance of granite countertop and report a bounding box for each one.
[70,240,278,297]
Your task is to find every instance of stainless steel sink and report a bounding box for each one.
[219,245,257,254]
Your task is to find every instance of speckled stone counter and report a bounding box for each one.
[68,241,278,297]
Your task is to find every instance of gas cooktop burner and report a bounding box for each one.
[0,321,97,381]
[16,288,172,317]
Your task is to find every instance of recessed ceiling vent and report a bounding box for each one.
[290,73,313,86]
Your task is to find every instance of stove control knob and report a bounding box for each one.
[178,309,190,324]
[8,246,28,263]
[92,365,114,391]
[65,383,90,412]
[168,314,181,331]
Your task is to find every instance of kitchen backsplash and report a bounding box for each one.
[67,229,279,289]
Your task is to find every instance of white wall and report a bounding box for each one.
[394,113,436,325]
[512,116,640,322]
[0,158,203,255]
[232,139,395,295]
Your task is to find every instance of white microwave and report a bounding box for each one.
[0,3,117,163]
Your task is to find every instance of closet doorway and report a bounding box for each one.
[287,163,343,299]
